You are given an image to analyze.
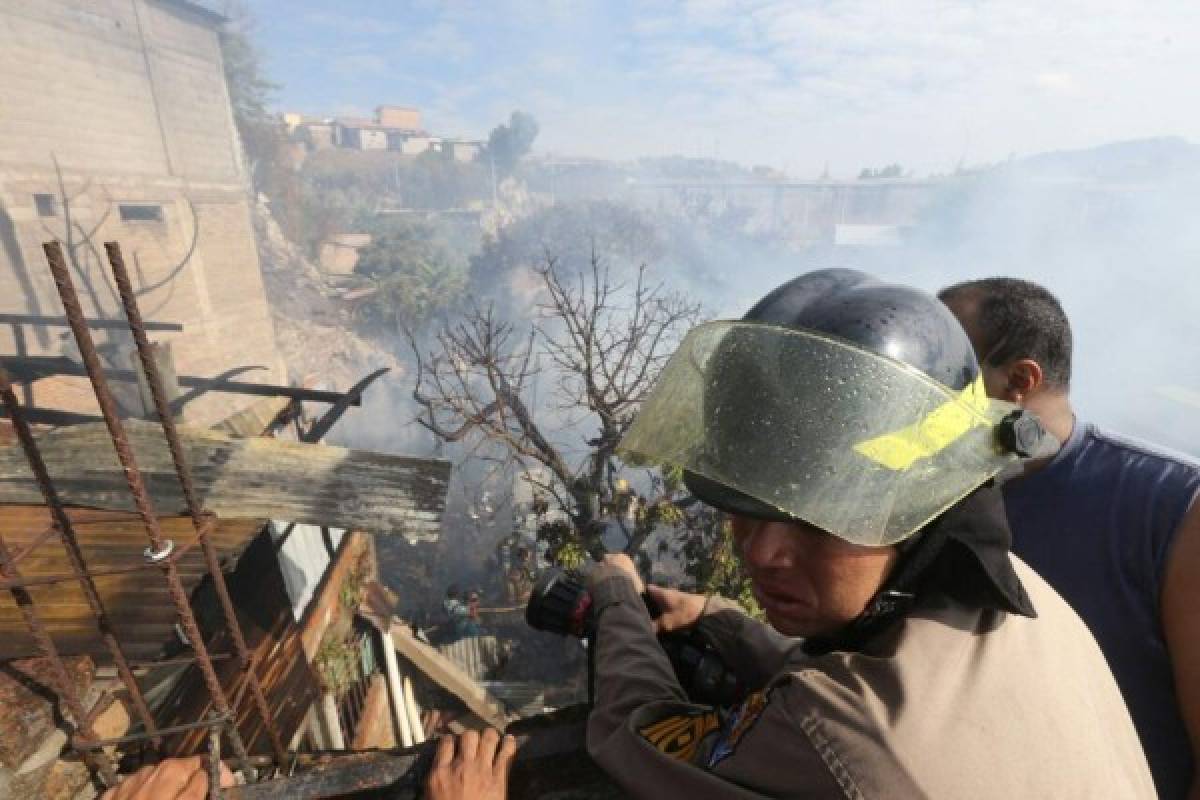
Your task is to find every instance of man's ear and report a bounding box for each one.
[1005,358,1043,401]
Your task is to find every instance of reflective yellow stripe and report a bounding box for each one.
[854,376,991,470]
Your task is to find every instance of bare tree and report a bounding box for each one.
[409,251,703,562]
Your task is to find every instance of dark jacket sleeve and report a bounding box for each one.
[583,567,847,800]
[693,596,802,691]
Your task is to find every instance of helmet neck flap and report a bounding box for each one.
[803,483,1037,655]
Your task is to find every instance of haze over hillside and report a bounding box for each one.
[250,0,1200,176]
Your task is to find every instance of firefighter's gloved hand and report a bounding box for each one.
[100,756,234,800]
[645,584,707,636]
[424,728,517,800]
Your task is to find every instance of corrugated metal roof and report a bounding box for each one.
[482,681,546,717]
[0,505,265,662]
[435,636,509,683]
[269,521,346,620]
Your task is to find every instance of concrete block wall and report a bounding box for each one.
[0,0,240,182]
[0,1,169,176]
[0,174,284,425]
[141,0,243,183]
[0,0,286,426]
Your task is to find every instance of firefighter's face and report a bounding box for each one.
[731,514,897,637]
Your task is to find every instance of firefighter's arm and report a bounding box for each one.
[694,595,800,690]
[646,584,799,691]
[1163,497,1200,800]
[584,566,844,799]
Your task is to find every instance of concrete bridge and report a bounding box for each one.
[623,177,948,245]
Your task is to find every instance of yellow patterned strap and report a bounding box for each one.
[854,375,992,471]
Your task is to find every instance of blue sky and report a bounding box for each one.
[244,1,1200,176]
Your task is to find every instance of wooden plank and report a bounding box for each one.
[0,603,178,622]
[0,421,451,540]
[351,674,396,749]
[0,634,164,661]
[2,356,358,406]
[212,396,292,439]
[388,623,514,731]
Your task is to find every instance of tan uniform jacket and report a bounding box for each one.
[585,558,1155,799]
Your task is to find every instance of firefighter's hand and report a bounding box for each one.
[646,584,708,635]
[424,728,517,800]
[100,756,234,800]
[598,553,645,594]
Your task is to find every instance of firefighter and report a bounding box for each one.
[583,269,1155,798]
[443,584,481,640]
[505,545,535,604]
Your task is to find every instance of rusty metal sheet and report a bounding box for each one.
[0,505,264,661]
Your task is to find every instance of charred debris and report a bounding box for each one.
[0,240,608,798]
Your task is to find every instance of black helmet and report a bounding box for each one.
[685,268,982,524]
[743,268,978,389]
[620,268,1031,546]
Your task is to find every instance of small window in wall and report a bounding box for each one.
[33,193,58,217]
[119,204,164,223]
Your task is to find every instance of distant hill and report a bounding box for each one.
[1010,136,1200,182]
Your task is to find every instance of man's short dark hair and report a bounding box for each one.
[938,277,1073,389]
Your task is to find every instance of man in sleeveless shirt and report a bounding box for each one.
[941,277,1200,799]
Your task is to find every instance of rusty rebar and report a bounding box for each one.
[130,652,234,670]
[72,712,233,750]
[209,716,223,800]
[0,365,163,748]
[3,522,60,567]
[0,528,117,785]
[105,241,288,768]
[43,241,255,778]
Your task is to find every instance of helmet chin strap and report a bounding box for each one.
[803,525,949,656]
[803,479,1038,655]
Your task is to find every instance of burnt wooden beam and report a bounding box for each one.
[303,368,389,443]
[0,313,182,332]
[0,421,451,541]
[223,707,617,799]
[0,356,359,406]
[0,405,101,426]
